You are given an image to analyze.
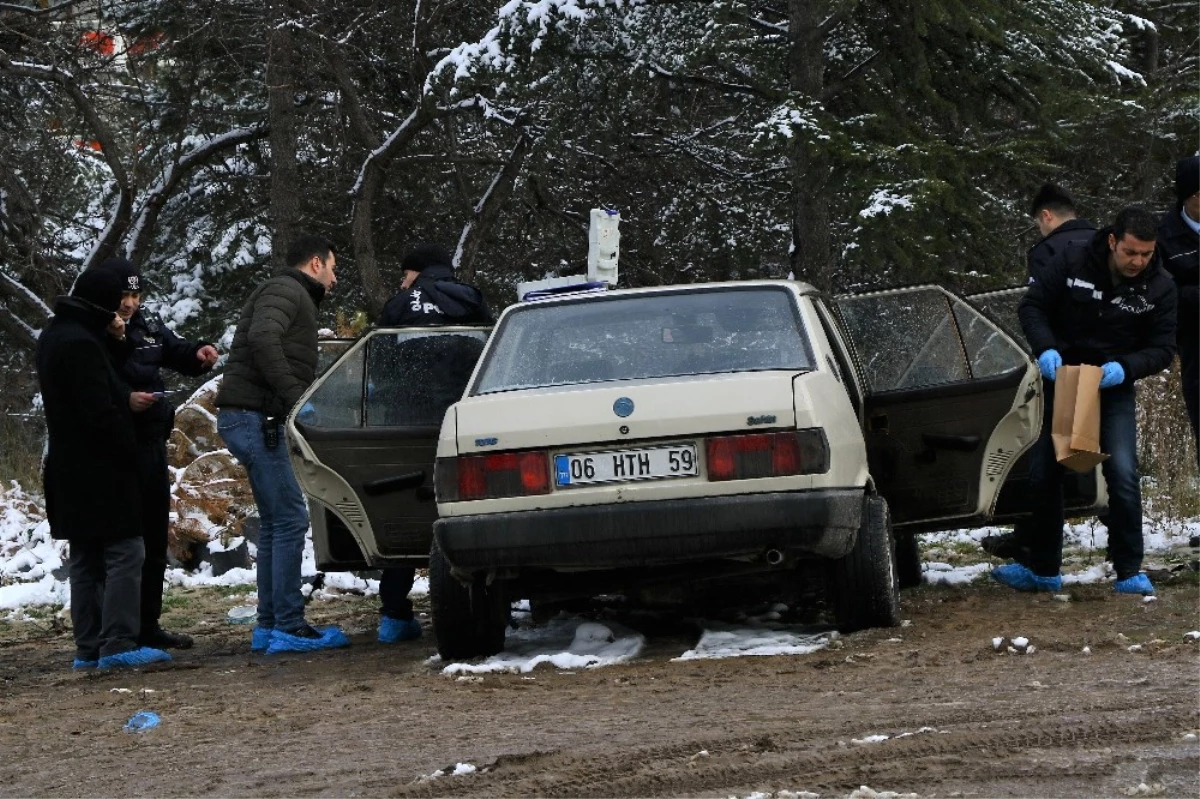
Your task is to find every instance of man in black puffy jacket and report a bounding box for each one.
[215,235,351,655]
[374,243,492,644]
[998,207,1177,597]
[36,269,172,670]
[1157,156,1199,462]
[94,257,218,650]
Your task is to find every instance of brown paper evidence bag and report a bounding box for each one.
[1052,364,1110,473]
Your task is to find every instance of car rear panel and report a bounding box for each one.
[438,369,868,516]
[456,371,797,453]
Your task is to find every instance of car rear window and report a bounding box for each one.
[473,287,814,394]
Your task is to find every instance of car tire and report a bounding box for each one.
[828,494,901,633]
[429,536,508,661]
[895,532,922,590]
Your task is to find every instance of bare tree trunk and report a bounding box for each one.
[455,133,532,283]
[787,0,833,292]
[266,0,299,271]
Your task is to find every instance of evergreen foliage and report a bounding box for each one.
[0,0,1194,372]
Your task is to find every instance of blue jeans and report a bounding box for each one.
[218,409,309,631]
[1022,380,1142,578]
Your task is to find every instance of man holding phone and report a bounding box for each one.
[93,257,219,649]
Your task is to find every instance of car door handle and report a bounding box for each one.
[362,470,427,496]
[915,433,982,464]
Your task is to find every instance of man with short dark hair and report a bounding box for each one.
[1157,156,1199,461]
[216,234,351,654]
[93,257,219,651]
[1027,183,1096,281]
[997,207,1177,596]
[374,242,492,644]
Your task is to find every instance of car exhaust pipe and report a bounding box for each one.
[765,549,785,567]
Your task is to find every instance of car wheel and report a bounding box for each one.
[429,536,509,660]
[895,532,922,590]
[827,494,901,633]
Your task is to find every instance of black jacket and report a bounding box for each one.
[378,265,493,327]
[35,297,141,543]
[1157,206,1199,352]
[1027,218,1095,282]
[1018,228,1178,381]
[215,268,326,416]
[110,309,212,439]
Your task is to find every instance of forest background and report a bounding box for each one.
[0,0,1196,512]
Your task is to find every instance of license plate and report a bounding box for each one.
[554,444,698,487]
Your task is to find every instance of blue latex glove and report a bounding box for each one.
[297,401,317,424]
[1100,362,1125,389]
[1037,349,1062,381]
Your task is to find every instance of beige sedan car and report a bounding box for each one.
[289,281,1044,660]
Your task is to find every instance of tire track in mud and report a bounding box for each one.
[390,703,1197,798]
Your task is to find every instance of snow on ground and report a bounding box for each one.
[673,620,833,661]
[439,616,647,675]
[3,479,1197,668]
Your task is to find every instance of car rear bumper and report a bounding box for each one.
[433,489,863,572]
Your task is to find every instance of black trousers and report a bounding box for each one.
[1180,337,1199,467]
[69,536,144,659]
[379,567,415,621]
[135,435,171,633]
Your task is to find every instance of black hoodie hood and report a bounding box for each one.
[413,265,491,321]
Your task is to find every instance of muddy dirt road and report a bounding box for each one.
[1,574,1198,799]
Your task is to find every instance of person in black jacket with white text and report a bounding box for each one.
[374,243,492,644]
[997,207,1177,597]
[1157,156,1199,463]
[94,258,218,650]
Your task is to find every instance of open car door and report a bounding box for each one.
[968,287,1108,520]
[286,327,490,571]
[834,286,1042,532]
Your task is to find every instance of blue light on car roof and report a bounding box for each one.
[520,281,609,302]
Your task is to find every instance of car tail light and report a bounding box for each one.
[705,429,828,481]
[435,451,551,502]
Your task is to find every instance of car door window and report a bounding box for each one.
[967,288,1030,352]
[836,290,1027,393]
[836,290,970,392]
[365,332,487,427]
[301,345,365,428]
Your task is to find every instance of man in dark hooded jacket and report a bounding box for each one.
[93,257,219,650]
[997,207,1176,597]
[374,243,493,644]
[1157,156,1199,461]
[36,269,172,670]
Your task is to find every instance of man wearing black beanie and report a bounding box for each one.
[36,269,172,669]
[1157,156,1199,463]
[94,257,219,650]
[374,243,492,644]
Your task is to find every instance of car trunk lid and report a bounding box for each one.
[453,371,800,454]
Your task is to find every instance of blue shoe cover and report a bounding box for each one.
[251,626,273,652]
[378,616,422,644]
[97,646,172,669]
[265,625,350,655]
[72,658,98,669]
[1114,573,1154,595]
[991,563,1062,592]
